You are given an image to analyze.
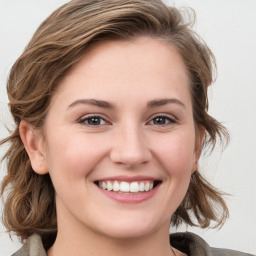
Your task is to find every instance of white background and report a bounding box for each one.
[0,0,255,255]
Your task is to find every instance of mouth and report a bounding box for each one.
[94,180,161,193]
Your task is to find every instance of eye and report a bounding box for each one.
[148,115,176,126]
[78,115,109,126]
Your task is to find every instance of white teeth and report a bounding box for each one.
[102,181,107,189]
[144,182,150,191]
[130,182,139,193]
[98,180,155,193]
[139,182,144,191]
[120,182,130,192]
[113,181,119,191]
[107,181,113,191]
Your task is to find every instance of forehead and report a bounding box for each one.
[53,36,191,107]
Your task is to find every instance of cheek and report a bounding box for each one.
[151,131,196,176]
[44,131,108,179]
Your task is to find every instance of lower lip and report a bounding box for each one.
[97,185,160,204]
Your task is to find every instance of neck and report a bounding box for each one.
[48,218,174,256]
[48,198,176,256]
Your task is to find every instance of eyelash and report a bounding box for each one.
[147,114,177,126]
[78,115,109,126]
[78,114,177,127]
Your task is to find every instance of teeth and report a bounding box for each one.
[113,181,119,191]
[107,181,113,191]
[130,182,139,193]
[102,181,107,189]
[144,182,150,191]
[98,180,155,193]
[139,182,144,191]
[120,182,130,192]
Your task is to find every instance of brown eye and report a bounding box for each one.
[153,117,167,125]
[79,116,108,126]
[149,115,176,126]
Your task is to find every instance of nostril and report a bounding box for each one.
[109,137,152,167]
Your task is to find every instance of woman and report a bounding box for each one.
[0,0,253,255]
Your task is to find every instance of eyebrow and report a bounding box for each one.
[147,98,186,108]
[67,98,185,109]
[68,99,115,109]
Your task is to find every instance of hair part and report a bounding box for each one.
[1,0,229,241]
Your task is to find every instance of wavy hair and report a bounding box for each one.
[1,0,229,241]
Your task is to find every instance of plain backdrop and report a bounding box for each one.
[0,0,255,255]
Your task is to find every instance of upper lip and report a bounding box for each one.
[95,175,160,182]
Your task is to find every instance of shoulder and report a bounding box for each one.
[211,247,255,256]
[11,234,47,256]
[12,232,254,256]
[169,232,254,256]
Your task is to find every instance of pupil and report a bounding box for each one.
[89,117,100,125]
[154,117,165,124]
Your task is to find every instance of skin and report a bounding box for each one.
[20,36,203,256]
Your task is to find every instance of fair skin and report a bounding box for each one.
[20,36,202,256]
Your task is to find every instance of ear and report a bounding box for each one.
[192,125,205,172]
[19,120,48,175]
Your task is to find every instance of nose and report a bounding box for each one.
[110,125,152,168]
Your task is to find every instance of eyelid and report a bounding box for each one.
[78,113,111,125]
[146,113,178,125]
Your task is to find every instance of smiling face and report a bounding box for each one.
[23,37,202,241]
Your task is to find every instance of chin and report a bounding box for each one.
[103,227,154,240]
[95,216,164,240]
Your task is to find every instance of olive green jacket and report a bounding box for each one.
[12,232,254,256]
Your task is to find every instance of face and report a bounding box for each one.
[27,37,201,240]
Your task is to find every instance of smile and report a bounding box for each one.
[94,176,162,203]
[97,180,155,193]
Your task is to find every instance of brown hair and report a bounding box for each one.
[1,0,229,241]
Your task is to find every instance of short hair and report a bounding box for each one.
[0,0,229,241]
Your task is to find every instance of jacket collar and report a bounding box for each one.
[170,232,213,256]
[13,232,214,256]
